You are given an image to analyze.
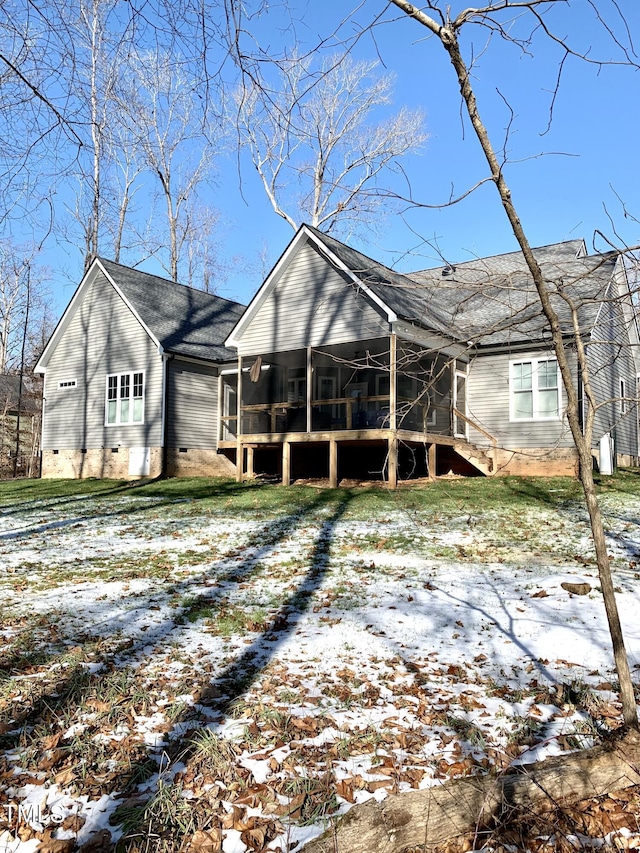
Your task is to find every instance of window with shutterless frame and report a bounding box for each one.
[105,371,145,425]
[510,358,561,421]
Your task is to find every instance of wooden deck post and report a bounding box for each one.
[246,445,254,479]
[306,346,312,433]
[390,333,397,431]
[428,442,437,481]
[236,355,243,482]
[329,440,338,488]
[388,436,398,490]
[282,441,291,486]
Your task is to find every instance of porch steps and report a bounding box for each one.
[452,440,495,477]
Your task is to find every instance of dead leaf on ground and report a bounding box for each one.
[78,829,112,853]
[187,828,222,853]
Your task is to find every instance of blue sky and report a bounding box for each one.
[47,0,640,315]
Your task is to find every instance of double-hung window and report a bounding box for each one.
[106,371,144,425]
[511,358,560,420]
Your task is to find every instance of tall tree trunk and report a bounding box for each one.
[389,0,638,727]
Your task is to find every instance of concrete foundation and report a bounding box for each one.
[41,447,163,479]
[492,446,579,477]
[41,446,238,479]
[165,448,237,477]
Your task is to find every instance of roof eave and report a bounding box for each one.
[226,225,399,348]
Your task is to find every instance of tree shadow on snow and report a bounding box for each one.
[0,485,354,845]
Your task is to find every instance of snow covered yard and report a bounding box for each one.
[0,474,639,853]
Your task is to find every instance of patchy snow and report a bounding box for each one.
[0,484,639,851]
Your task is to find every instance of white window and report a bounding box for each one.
[58,379,77,389]
[510,358,560,420]
[106,371,144,425]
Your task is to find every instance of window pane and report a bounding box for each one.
[120,375,130,399]
[538,389,559,417]
[108,376,118,400]
[513,390,533,419]
[513,362,532,392]
[377,374,390,396]
[133,398,143,422]
[133,373,143,397]
[107,400,117,423]
[120,399,130,422]
[538,361,558,389]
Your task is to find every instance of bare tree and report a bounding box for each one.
[0,0,78,233]
[234,53,427,238]
[117,48,222,282]
[0,240,52,372]
[378,0,638,728]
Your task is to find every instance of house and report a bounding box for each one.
[223,225,639,485]
[0,373,42,478]
[35,227,640,483]
[35,258,244,479]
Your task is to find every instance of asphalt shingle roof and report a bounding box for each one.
[305,225,454,336]
[307,227,617,346]
[99,259,245,362]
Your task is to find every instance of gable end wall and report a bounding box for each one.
[236,241,389,356]
[42,271,164,452]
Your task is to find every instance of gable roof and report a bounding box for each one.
[305,227,618,347]
[98,259,245,361]
[226,224,456,348]
[408,241,618,346]
[37,259,245,371]
[303,225,455,337]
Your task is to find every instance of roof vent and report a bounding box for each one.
[442,264,456,277]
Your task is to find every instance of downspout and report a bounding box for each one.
[161,349,173,478]
[39,375,45,479]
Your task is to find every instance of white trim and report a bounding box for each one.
[105,370,146,426]
[35,258,161,373]
[453,369,468,438]
[100,266,161,350]
[304,228,398,323]
[225,227,310,347]
[225,225,398,348]
[509,357,561,422]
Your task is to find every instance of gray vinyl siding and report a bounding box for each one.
[237,242,389,355]
[587,292,638,456]
[42,272,163,449]
[466,349,575,449]
[167,359,218,449]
